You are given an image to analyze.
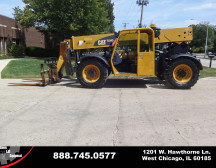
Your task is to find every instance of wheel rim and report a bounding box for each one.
[173,64,193,83]
[82,65,101,83]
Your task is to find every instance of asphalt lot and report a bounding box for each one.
[0,77,216,146]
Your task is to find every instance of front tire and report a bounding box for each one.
[164,58,199,89]
[77,59,108,88]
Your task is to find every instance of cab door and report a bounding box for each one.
[137,29,155,76]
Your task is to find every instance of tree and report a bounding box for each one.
[14,0,115,42]
[103,0,115,33]
[190,24,216,53]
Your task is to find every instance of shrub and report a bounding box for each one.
[0,53,7,57]
[199,47,204,53]
[26,46,46,57]
[26,46,59,58]
[9,44,24,58]
[0,53,13,59]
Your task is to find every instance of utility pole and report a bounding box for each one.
[136,0,149,28]
[204,25,209,58]
[122,23,129,29]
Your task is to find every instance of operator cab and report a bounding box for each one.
[111,28,155,76]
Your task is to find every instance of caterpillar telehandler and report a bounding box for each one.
[10,24,202,89]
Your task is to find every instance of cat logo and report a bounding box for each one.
[98,40,106,46]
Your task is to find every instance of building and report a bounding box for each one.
[0,14,46,55]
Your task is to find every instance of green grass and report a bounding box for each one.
[2,58,216,79]
[1,58,74,79]
[200,66,216,78]
[1,58,49,78]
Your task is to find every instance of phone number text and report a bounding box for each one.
[53,152,116,160]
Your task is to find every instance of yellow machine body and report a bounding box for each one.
[61,26,193,77]
[70,27,193,50]
[155,27,193,44]
[72,33,115,50]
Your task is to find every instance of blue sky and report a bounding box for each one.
[0,0,25,18]
[0,0,216,31]
[113,0,216,31]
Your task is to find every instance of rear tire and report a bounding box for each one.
[77,59,108,88]
[164,58,199,89]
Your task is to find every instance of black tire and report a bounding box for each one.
[77,59,108,88]
[164,58,199,89]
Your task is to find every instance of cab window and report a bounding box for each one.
[140,32,153,52]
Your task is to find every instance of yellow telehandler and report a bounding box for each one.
[10,24,202,89]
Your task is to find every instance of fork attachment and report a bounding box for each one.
[9,59,61,86]
[9,41,73,87]
[8,64,50,86]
